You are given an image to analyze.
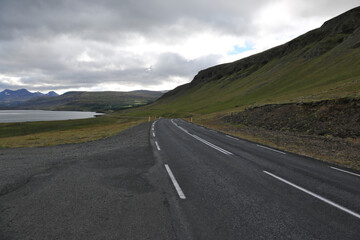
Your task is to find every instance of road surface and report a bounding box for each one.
[152,118,360,239]
[0,119,359,239]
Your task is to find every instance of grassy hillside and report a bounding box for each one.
[18,90,164,112]
[131,7,360,117]
[121,7,360,169]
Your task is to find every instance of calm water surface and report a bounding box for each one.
[0,110,103,123]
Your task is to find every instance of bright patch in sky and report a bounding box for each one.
[227,43,254,55]
[0,0,358,94]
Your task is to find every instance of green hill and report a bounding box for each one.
[137,6,360,117]
[124,7,360,169]
[18,90,164,112]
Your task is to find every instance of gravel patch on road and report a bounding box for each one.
[0,122,176,240]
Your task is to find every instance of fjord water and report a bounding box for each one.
[0,110,102,123]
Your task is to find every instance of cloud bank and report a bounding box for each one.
[0,0,358,93]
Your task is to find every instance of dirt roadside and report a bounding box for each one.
[0,123,177,240]
[204,98,360,170]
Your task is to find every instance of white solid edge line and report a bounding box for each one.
[155,141,161,151]
[171,120,232,155]
[257,144,286,155]
[178,126,189,133]
[263,170,360,220]
[171,119,178,126]
[226,135,239,140]
[165,164,186,199]
[330,166,360,177]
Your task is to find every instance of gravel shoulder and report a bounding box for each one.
[0,122,177,240]
[219,98,360,170]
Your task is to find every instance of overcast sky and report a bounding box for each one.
[0,0,358,94]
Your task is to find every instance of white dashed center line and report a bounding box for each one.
[329,166,360,177]
[257,145,285,155]
[155,141,161,151]
[165,164,186,199]
[263,170,360,220]
[226,135,239,140]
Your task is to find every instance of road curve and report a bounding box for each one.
[1,119,359,239]
[152,118,360,240]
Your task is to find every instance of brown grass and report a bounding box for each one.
[193,119,360,170]
[0,119,144,148]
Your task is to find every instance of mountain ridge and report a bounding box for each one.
[0,88,164,111]
[11,90,164,112]
[0,89,59,106]
[150,6,360,115]
[131,7,360,170]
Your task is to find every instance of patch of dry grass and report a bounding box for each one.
[0,119,144,148]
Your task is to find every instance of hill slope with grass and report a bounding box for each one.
[140,7,360,117]
[16,90,164,112]
[127,7,360,169]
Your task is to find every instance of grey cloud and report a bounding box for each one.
[1,51,219,92]
[1,0,358,41]
[0,0,359,93]
[0,0,269,41]
[289,0,360,19]
[153,52,220,77]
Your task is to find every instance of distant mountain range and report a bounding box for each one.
[0,89,58,107]
[0,89,164,112]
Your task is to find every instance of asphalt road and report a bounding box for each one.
[0,123,177,240]
[1,119,359,239]
[152,118,360,240]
